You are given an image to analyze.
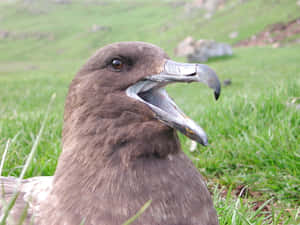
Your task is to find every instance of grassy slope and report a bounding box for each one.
[0,0,299,62]
[0,0,299,224]
[172,0,300,45]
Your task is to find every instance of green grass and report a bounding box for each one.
[0,0,299,224]
[174,46,300,203]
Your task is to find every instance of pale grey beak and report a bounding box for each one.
[148,60,221,100]
[126,59,221,145]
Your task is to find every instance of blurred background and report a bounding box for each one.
[0,0,299,224]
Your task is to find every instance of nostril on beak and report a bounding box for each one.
[186,72,197,77]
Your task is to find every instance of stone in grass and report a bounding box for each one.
[0,31,9,39]
[286,97,300,111]
[175,36,233,62]
[90,24,112,33]
[229,31,238,39]
[52,0,72,4]
[223,79,232,86]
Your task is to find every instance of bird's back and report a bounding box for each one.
[0,176,52,225]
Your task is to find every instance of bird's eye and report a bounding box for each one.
[111,59,123,71]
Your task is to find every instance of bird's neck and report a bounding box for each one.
[43,113,181,224]
[53,108,181,186]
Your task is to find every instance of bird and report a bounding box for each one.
[0,42,221,225]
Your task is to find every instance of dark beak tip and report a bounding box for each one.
[214,90,221,100]
[202,140,208,146]
[198,138,208,146]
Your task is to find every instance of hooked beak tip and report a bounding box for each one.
[214,90,220,100]
[202,135,209,146]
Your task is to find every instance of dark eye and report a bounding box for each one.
[111,59,123,71]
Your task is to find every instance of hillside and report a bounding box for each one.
[0,0,299,64]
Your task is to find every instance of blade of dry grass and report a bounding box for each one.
[0,139,11,176]
[0,132,20,176]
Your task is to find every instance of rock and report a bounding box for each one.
[90,24,111,32]
[223,79,232,86]
[0,30,54,40]
[204,0,224,12]
[174,36,195,57]
[24,0,72,5]
[188,40,232,62]
[0,31,9,39]
[229,31,238,39]
[204,12,212,19]
[175,37,232,62]
[272,42,280,48]
[23,0,34,3]
[287,97,300,111]
[52,0,72,4]
[191,0,227,11]
[293,39,300,44]
[168,1,186,8]
[184,0,227,14]
[190,0,204,8]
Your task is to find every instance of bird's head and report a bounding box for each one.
[64,42,220,149]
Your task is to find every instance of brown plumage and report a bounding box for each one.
[0,42,220,225]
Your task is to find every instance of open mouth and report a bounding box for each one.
[126,60,221,146]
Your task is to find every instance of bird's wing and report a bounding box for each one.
[0,176,53,225]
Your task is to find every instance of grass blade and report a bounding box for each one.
[0,139,11,176]
[122,200,152,225]
[0,94,56,225]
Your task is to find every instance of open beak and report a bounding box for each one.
[126,60,221,146]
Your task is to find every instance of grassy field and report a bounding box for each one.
[0,0,299,224]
